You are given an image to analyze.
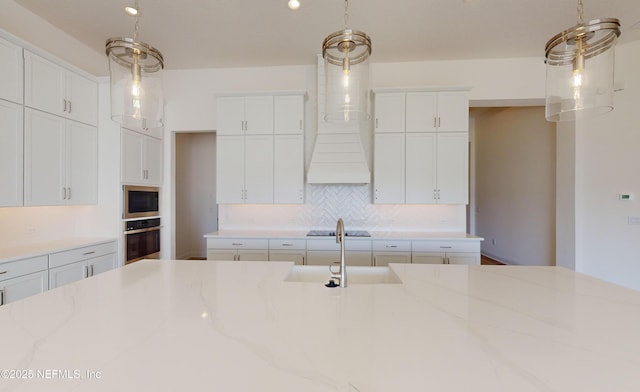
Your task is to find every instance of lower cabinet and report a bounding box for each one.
[206,239,269,261]
[411,240,480,265]
[0,255,49,306]
[306,239,372,266]
[48,241,118,289]
[268,239,305,265]
[372,240,412,266]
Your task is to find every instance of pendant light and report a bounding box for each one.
[544,0,620,122]
[106,0,165,129]
[322,0,372,124]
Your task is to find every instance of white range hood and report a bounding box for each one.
[306,55,371,184]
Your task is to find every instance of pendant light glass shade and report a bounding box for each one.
[106,38,164,128]
[544,17,620,122]
[322,29,371,124]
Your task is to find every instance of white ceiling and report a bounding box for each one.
[13,0,640,73]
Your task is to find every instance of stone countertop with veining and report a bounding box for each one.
[205,230,483,241]
[1,260,638,391]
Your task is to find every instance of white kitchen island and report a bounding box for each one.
[1,260,639,391]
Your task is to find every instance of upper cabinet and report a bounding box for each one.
[375,90,468,134]
[216,93,305,204]
[217,96,274,135]
[0,36,23,104]
[373,88,469,205]
[121,128,163,186]
[24,51,97,126]
[0,99,24,207]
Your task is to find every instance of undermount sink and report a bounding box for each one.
[284,265,403,285]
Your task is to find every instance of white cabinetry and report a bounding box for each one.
[274,135,304,203]
[374,89,469,204]
[217,135,273,203]
[24,108,98,206]
[24,51,97,126]
[0,36,23,104]
[121,128,163,186]
[372,240,411,266]
[269,239,306,265]
[48,241,118,289]
[411,240,480,265]
[206,238,269,261]
[306,239,372,267]
[0,256,49,306]
[217,96,273,135]
[274,95,304,134]
[0,99,23,206]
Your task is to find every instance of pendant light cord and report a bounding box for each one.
[343,0,349,29]
[577,0,584,25]
[133,0,140,41]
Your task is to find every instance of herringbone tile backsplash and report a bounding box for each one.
[218,184,466,232]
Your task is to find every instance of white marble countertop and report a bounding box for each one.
[1,260,638,391]
[0,237,118,265]
[205,230,483,241]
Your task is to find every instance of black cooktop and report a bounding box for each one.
[307,230,371,237]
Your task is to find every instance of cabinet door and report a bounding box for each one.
[374,133,405,204]
[274,135,303,204]
[207,250,237,261]
[24,51,66,117]
[237,250,269,261]
[274,95,303,134]
[269,251,305,265]
[0,271,48,305]
[374,93,405,132]
[216,136,245,203]
[24,108,66,206]
[406,92,437,132]
[0,37,23,104]
[144,136,163,185]
[216,97,245,135]
[0,100,23,206]
[244,96,273,135]
[412,252,445,264]
[306,250,371,266]
[49,261,87,289]
[121,128,144,183]
[373,252,411,266]
[67,72,98,126]
[436,91,469,133]
[405,133,437,204]
[67,121,98,204]
[244,135,274,203]
[436,133,469,204]
[88,253,117,276]
[447,252,480,265]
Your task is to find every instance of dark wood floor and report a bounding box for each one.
[481,255,505,265]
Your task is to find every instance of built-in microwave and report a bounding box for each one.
[123,185,160,219]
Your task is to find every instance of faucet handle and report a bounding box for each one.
[329,262,341,274]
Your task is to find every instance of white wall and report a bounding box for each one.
[571,40,640,291]
[473,107,556,266]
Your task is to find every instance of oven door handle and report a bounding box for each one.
[124,227,161,235]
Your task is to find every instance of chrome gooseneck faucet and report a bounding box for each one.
[329,218,347,287]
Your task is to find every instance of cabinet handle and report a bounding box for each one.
[0,289,4,306]
[0,270,7,275]
[440,246,452,249]
[375,118,379,128]
[63,99,67,113]
[438,117,441,128]
[68,100,72,113]
[281,243,293,247]
[90,265,94,277]
[68,187,71,200]
[142,118,147,130]
[84,266,89,279]
[232,243,243,246]
[385,245,398,248]
[302,256,305,265]
[83,251,96,256]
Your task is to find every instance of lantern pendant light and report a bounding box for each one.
[544,0,620,122]
[106,0,165,129]
[322,0,372,124]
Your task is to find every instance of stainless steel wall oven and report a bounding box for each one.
[124,218,161,264]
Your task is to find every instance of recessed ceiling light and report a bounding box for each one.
[288,0,300,10]
[124,6,138,16]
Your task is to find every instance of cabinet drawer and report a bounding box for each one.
[0,255,48,282]
[269,239,306,251]
[306,238,371,251]
[49,241,118,268]
[411,240,479,253]
[372,240,411,252]
[207,238,268,250]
